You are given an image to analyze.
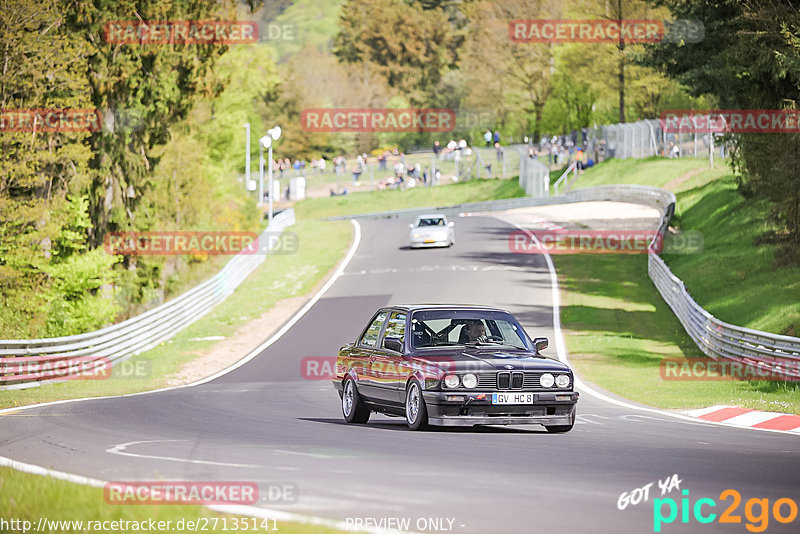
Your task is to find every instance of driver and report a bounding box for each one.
[459,319,487,343]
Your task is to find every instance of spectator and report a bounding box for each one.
[495,142,504,161]
[352,158,362,184]
[483,129,492,147]
[433,140,441,156]
[493,130,500,144]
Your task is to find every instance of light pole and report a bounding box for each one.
[243,123,251,191]
[260,125,282,223]
[258,138,265,209]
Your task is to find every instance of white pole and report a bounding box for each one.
[268,144,274,223]
[709,129,714,169]
[244,123,250,191]
[258,143,264,208]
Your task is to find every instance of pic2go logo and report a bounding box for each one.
[653,489,799,532]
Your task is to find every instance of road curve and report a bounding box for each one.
[2,215,798,533]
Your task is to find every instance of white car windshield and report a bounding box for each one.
[417,218,445,227]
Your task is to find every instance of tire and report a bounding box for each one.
[404,381,429,430]
[545,424,573,433]
[342,378,370,424]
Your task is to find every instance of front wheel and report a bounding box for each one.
[342,378,370,424]
[405,381,429,430]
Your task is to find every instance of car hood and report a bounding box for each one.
[411,227,448,236]
[410,347,571,373]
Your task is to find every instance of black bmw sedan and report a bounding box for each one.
[332,305,579,431]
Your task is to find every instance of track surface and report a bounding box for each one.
[2,216,799,533]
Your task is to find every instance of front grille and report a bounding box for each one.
[511,372,524,388]
[477,373,497,388]
[497,372,510,389]
[467,372,571,390]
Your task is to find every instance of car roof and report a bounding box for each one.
[414,214,447,219]
[387,304,510,313]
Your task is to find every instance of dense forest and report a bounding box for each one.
[1,0,798,338]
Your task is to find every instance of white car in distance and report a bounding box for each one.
[409,214,455,248]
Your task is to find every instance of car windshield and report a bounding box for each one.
[410,309,532,350]
[417,218,445,227]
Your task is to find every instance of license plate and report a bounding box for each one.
[491,392,536,405]
[423,239,435,243]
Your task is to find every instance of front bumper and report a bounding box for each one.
[423,390,578,427]
[410,239,449,248]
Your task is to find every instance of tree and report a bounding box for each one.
[461,0,560,141]
[334,0,455,106]
[645,0,800,256]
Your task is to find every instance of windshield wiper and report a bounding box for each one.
[465,340,526,349]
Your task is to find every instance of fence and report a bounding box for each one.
[326,186,800,380]
[568,117,728,163]
[0,210,296,390]
[517,153,550,196]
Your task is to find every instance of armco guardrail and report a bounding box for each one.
[649,253,800,379]
[0,210,296,390]
[324,184,676,221]
[328,186,800,379]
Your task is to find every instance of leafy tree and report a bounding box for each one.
[645,0,800,256]
[334,0,455,106]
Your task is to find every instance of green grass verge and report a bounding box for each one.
[557,159,800,414]
[296,177,526,219]
[571,156,712,189]
[0,467,342,534]
[0,219,352,410]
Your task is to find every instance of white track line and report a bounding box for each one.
[0,220,368,532]
[0,454,409,534]
[493,214,798,437]
[106,440,264,468]
[0,219,361,416]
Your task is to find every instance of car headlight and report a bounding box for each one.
[413,232,421,239]
[462,373,478,389]
[443,374,460,389]
[556,374,570,388]
[540,373,555,388]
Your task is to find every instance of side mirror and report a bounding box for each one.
[533,337,548,352]
[384,336,403,353]
[448,221,454,227]
[408,223,414,229]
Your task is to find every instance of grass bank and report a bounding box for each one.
[0,467,341,534]
[556,157,800,413]
[296,177,526,219]
[0,219,352,410]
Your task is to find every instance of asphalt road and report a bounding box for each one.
[2,215,799,533]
